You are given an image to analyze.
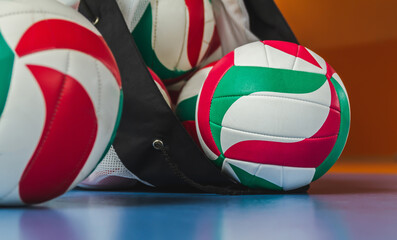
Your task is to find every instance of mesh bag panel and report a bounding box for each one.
[79,146,141,189]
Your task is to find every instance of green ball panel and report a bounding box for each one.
[132,4,189,80]
[0,31,14,118]
[176,95,197,122]
[230,163,283,191]
[213,66,328,99]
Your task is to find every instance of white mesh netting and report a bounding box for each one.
[79,146,153,189]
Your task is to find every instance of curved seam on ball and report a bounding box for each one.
[291,45,299,71]
[94,59,102,117]
[174,1,189,71]
[210,122,339,140]
[22,51,71,178]
[212,94,340,113]
[0,10,81,21]
[151,0,159,69]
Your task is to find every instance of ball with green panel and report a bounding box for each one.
[196,40,351,191]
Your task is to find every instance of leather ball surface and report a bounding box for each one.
[117,0,221,84]
[196,40,350,191]
[0,0,122,205]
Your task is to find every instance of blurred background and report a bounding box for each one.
[275,0,397,170]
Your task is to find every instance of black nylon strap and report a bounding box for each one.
[243,0,299,44]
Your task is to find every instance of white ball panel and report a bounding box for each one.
[220,90,331,152]
[234,41,269,67]
[234,41,329,75]
[197,0,215,63]
[175,3,192,72]
[332,73,349,99]
[0,186,22,206]
[0,0,100,49]
[256,164,283,187]
[0,14,35,50]
[203,0,214,23]
[198,42,209,67]
[153,0,189,71]
[293,57,324,75]
[282,167,315,191]
[177,66,213,104]
[265,45,296,70]
[252,80,332,110]
[0,61,46,199]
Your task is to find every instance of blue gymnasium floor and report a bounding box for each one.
[1,173,397,240]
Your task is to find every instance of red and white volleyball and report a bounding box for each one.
[0,0,122,205]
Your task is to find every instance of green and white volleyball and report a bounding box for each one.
[116,0,220,83]
[0,0,122,205]
[196,40,350,191]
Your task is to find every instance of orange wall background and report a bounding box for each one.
[275,0,397,157]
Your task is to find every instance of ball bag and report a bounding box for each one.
[176,62,217,144]
[196,40,351,191]
[116,0,221,84]
[79,68,172,189]
[0,0,122,205]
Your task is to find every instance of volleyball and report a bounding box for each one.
[117,0,220,84]
[0,0,122,205]
[196,40,350,191]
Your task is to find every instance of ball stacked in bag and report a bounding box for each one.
[117,0,221,84]
[176,62,217,144]
[184,40,350,191]
[0,0,122,205]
